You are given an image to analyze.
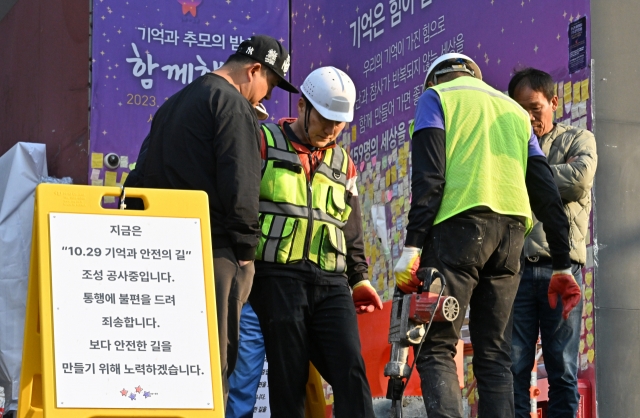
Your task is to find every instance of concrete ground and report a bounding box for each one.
[373,396,428,418]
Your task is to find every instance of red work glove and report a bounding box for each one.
[352,281,383,314]
[393,247,422,293]
[548,269,582,320]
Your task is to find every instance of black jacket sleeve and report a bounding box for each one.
[405,128,447,248]
[345,191,369,288]
[526,155,572,269]
[213,113,262,261]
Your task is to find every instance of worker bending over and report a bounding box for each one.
[393,54,580,418]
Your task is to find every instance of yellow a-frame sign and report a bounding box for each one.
[19,184,224,418]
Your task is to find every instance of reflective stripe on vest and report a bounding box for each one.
[257,123,351,273]
[431,77,532,232]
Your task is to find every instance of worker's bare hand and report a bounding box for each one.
[238,260,252,267]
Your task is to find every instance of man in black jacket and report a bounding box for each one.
[126,35,298,405]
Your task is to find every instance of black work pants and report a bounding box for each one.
[249,275,375,418]
[213,247,255,407]
[417,209,526,418]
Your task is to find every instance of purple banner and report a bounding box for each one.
[291,0,591,298]
[89,0,290,191]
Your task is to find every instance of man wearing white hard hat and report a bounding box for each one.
[248,66,381,417]
[393,53,575,417]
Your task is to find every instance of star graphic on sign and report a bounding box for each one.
[118,102,122,106]
[117,29,121,34]
[477,42,481,49]
[346,63,349,71]
[228,19,232,23]
[576,12,581,19]
[212,14,216,18]
[129,393,136,400]
[501,27,504,33]
[135,386,143,393]
[328,46,332,52]
[279,37,285,43]
[246,14,250,19]
[100,50,105,55]
[143,391,152,398]
[115,63,119,68]
[226,0,231,3]
[563,10,567,18]
[521,1,524,6]
[205,21,209,25]
[120,388,128,396]
[497,58,501,65]
[534,44,539,53]
[318,33,321,39]
[491,0,494,4]
[159,22,163,27]
[557,33,561,41]
[310,62,314,69]
[355,6,359,12]
[569,14,574,22]
[485,57,489,65]
[532,18,535,23]
[101,15,105,20]
[102,130,108,135]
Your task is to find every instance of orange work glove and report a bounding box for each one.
[352,281,383,314]
[548,269,582,320]
[393,247,422,293]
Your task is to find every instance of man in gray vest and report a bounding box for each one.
[509,68,597,418]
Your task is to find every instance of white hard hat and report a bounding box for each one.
[424,53,482,90]
[300,66,356,123]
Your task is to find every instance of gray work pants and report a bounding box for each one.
[213,247,255,407]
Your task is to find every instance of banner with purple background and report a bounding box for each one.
[89,0,290,197]
[290,0,595,406]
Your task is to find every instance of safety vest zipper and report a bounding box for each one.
[302,153,315,260]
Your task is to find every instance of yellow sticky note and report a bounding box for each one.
[581,79,590,101]
[563,81,572,102]
[390,166,397,183]
[585,271,593,286]
[556,97,564,119]
[105,171,118,187]
[385,170,391,187]
[573,82,581,104]
[91,153,104,169]
[120,171,129,185]
[351,125,357,143]
[587,348,594,363]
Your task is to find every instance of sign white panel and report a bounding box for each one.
[49,213,213,409]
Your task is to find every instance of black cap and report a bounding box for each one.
[235,35,299,94]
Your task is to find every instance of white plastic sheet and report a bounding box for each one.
[0,143,47,412]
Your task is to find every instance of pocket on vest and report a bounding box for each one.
[319,224,347,273]
[259,215,299,263]
[325,185,346,220]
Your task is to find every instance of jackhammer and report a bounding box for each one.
[384,267,460,418]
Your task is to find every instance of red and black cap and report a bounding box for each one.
[235,35,299,94]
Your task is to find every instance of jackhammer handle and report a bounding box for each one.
[416,267,446,291]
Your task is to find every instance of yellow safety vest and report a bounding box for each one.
[430,77,533,232]
[256,123,352,273]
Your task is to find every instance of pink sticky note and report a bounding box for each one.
[371,156,377,165]
[359,161,365,172]
[387,190,393,202]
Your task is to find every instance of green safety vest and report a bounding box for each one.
[430,77,533,232]
[256,123,352,273]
